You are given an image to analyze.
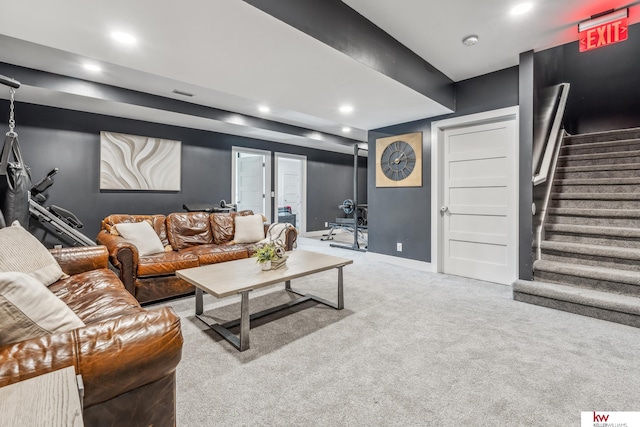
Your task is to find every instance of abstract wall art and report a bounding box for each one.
[100,131,181,191]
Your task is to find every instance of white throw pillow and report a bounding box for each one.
[115,221,165,256]
[0,221,66,286]
[0,272,85,346]
[234,214,266,244]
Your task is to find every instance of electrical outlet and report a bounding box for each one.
[397,243,403,252]
[325,222,329,228]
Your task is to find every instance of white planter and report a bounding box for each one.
[261,260,271,271]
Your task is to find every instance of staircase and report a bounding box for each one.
[514,127,640,327]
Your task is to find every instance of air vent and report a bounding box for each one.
[172,89,194,97]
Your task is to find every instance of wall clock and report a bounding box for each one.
[376,132,422,187]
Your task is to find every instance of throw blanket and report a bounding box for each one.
[260,222,296,248]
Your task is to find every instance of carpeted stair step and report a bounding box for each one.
[557,149,640,167]
[544,223,640,248]
[512,279,640,328]
[555,162,640,179]
[553,176,640,193]
[548,192,640,209]
[540,240,640,272]
[563,127,640,145]
[561,138,640,155]
[533,259,640,296]
[546,207,640,227]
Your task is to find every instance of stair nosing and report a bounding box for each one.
[545,223,640,238]
[550,192,640,200]
[513,279,640,315]
[561,138,640,150]
[564,127,640,141]
[559,149,640,160]
[556,163,640,172]
[533,259,640,285]
[554,177,640,185]
[547,207,640,218]
[540,240,640,260]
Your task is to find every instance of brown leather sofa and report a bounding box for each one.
[96,211,298,304]
[0,245,183,426]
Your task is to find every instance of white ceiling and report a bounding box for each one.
[0,0,638,153]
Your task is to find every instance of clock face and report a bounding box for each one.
[376,132,422,188]
[380,140,416,181]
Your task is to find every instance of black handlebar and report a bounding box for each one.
[0,74,20,89]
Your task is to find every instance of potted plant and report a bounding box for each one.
[254,244,276,270]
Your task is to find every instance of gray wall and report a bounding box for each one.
[367,67,519,262]
[3,102,366,246]
[535,22,640,134]
[519,51,535,280]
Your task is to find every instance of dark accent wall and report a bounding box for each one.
[535,22,640,134]
[367,67,519,262]
[519,51,535,280]
[1,102,365,246]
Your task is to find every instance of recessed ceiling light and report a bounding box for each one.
[342,127,351,133]
[83,63,102,72]
[511,2,533,16]
[110,31,137,45]
[339,105,354,114]
[462,35,479,46]
[258,105,270,113]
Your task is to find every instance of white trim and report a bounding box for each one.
[274,152,307,233]
[430,106,519,280]
[231,146,272,222]
[367,251,434,272]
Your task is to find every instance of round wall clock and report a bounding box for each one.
[376,132,422,187]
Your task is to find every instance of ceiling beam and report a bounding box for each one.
[243,0,455,110]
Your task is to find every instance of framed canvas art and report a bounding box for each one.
[100,131,181,191]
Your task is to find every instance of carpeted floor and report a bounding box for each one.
[154,236,640,426]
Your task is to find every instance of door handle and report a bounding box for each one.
[440,205,449,215]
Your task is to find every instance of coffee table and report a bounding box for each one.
[176,249,353,351]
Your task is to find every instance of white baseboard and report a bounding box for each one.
[366,251,435,272]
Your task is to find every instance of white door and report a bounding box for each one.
[441,117,517,284]
[275,154,306,232]
[232,148,271,221]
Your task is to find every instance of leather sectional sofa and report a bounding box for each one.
[96,211,297,304]
[0,245,183,426]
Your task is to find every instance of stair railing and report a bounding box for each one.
[533,83,570,260]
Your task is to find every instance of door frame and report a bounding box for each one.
[274,152,307,233]
[231,146,272,222]
[430,106,519,277]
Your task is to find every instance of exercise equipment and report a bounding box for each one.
[323,144,368,252]
[0,74,31,227]
[340,199,355,215]
[29,168,96,246]
[183,199,238,213]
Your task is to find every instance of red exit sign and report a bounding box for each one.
[580,19,628,52]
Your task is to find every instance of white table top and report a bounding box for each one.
[176,249,353,298]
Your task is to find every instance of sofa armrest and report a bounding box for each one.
[0,307,182,408]
[49,245,109,276]
[96,231,139,295]
[284,227,298,251]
